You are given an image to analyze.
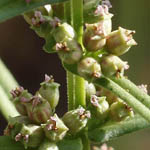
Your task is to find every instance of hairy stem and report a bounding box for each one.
[0,58,18,98]
[110,76,150,108]
[0,85,19,121]
[71,0,86,108]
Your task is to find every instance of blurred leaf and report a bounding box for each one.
[0,0,69,23]
[88,115,150,143]
[0,136,36,150]
[57,138,83,150]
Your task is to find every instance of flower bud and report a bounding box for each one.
[85,81,96,101]
[39,140,59,150]
[16,124,44,148]
[106,27,137,56]
[42,114,69,141]
[109,100,134,121]
[52,23,76,42]
[100,55,129,77]
[4,116,31,138]
[78,57,102,81]
[39,75,60,109]
[24,94,53,124]
[90,95,109,120]
[62,106,91,134]
[11,87,32,115]
[56,39,83,64]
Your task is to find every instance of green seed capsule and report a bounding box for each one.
[39,75,60,109]
[101,55,129,77]
[109,100,134,121]
[39,140,59,150]
[78,57,102,81]
[43,114,69,142]
[24,94,53,124]
[62,106,91,134]
[11,87,32,115]
[17,124,44,148]
[90,95,109,120]
[106,27,137,56]
[52,23,76,42]
[56,39,83,64]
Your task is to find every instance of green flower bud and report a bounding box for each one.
[11,87,32,115]
[38,140,59,150]
[78,57,102,81]
[42,114,68,141]
[24,94,53,124]
[62,106,91,134]
[84,4,113,24]
[4,116,31,138]
[85,81,96,101]
[52,23,76,42]
[100,55,129,77]
[16,124,44,148]
[56,39,83,64]
[109,100,134,121]
[96,86,119,104]
[90,95,109,120]
[106,27,137,56]
[39,75,60,109]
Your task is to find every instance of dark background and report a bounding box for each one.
[0,0,150,149]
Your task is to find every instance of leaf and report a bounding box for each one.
[0,0,69,23]
[57,138,83,150]
[88,115,150,143]
[0,136,36,150]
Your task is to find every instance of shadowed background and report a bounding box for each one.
[0,0,150,149]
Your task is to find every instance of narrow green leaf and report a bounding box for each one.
[88,115,150,143]
[0,0,69,23]
[57,138,83,150]
[0,136,35,150]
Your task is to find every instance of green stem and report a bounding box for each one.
[71,0,86,108]
[0,85,19,121]
[94,77,150,122]
[88,115,149,143]
[64,2,75,110]
[0,58,18,98]
[110,76,150,108]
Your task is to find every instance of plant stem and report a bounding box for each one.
[94,76,150,122]
[0,85,19,121]
[110,76,150,108]
[71,0,86,108]
[64,2,75,110]
[0,58,18,98]
[88,115,149,143]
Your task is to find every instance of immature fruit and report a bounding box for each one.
[100,55,129,77]
[78,57,101,81]
[11,87,32,115]
[39,75,60,109]
[39,139,59,150]
[52,23,76,42]
[24,94,53,124]
[15,124,44,148]
[90,95,109,120]
[106,27,137,56]
[62,106,91,134]
[43,114,68,141]
[109,100,134,121]
[56,39,83,64]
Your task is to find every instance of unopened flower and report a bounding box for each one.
[78,57,102,81]
[138,84,148,94]
[39,75,60,109]
[43,114,68,141]
[106,27,137,56]
[62,106,91,134]
[39,140,59,150]
[100,55,129,77]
